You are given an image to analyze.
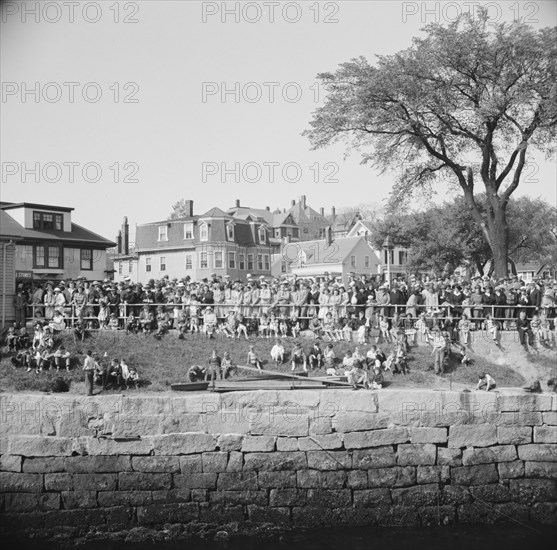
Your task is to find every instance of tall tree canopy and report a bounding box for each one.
[304,11,557,278]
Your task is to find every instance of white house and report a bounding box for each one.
[277,235,381,284]
[347,220,409,282]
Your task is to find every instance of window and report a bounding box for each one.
[257,254,263,271]
[351,255,356,268]
[35,246,45,267]
[239,254,245,270]
[200,252,208,269]
[199,222,208,241]
[158,225,168,241]
[398,251,407,265]
[33,245,62,269]
[185,254,193,270]
[80,249,93,270]
[118,262,123,275]
[384,250,394,264]
[33,211,63,230]
[160,256,166,271]
[275,229,280,238]
[146,258,152,272]
[228,252,236,269]
[264,254,270,271]
[184,222,193,240]
[128,260,133,273]
[259,228,266,243]
[303,227,309,234]
[293,228,299,238]
[281,261,287,273]
[226,224,234,241]
[214,251,223,269]
[247,254,254,271]
[364,255,370,269]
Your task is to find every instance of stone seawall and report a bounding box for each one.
[1,389,556,541]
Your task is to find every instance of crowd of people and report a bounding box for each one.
[82,350,140,396]
[5,271,556,392]
[5,318,141,392]
[10,272,556,353]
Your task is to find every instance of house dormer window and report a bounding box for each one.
[226,222,234,241]
[259,227,266,243]
[33,211,63,231]
[158,225,168,241]
[184,222,193,240]
[199,222,208,241]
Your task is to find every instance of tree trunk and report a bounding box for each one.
[486,202,509,279]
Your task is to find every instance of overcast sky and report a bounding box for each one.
[1,0,556,243]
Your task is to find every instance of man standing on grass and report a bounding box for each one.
[205,350,222,382]
[83,350,96,396]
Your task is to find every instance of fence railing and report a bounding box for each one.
[24,302,554,332]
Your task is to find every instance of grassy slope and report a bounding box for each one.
[0,329,535,394]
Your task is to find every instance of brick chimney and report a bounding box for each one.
[266,206,270,211]
[235,199,240,208]
[291,200,295,206]
[320,207,324,217]
[121,216,129,255]
[185,200,194,217]
[331,206,336,218]
[301,195,307,209]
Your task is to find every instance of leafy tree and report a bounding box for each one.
[168,199,191,220]
[369,195,557,277]
[304,10,556,278]
[335,202,385,226]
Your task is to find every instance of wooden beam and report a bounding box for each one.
[234,364,353,387]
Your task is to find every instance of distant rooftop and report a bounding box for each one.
[0,201,74,213]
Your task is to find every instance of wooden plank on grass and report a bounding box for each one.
[171,382,210,391]
[234,364,353,387]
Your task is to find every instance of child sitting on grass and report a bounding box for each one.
[393,342,408,375]
[258,313,270,338]
[279,314,289,338]
[483,313,499,344]
[126,367,140,389]
[126,313,139,334]
[247,345,263,370]
[323,343,336,375]
[269,314,279,339]
[6,325,17,352]
[322,312,336,341]
[53,346,71,372]
[530,313,542,345]
[222,351,236,379]
[308,342,323,370]
[236,313,249,340]
[270,340,285,365]
[291,342,307,372]
[288,314,301,339]
[538,313,552,345]
[107,312,120,331]
[309,314,323,338]
[17,327,30,350]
